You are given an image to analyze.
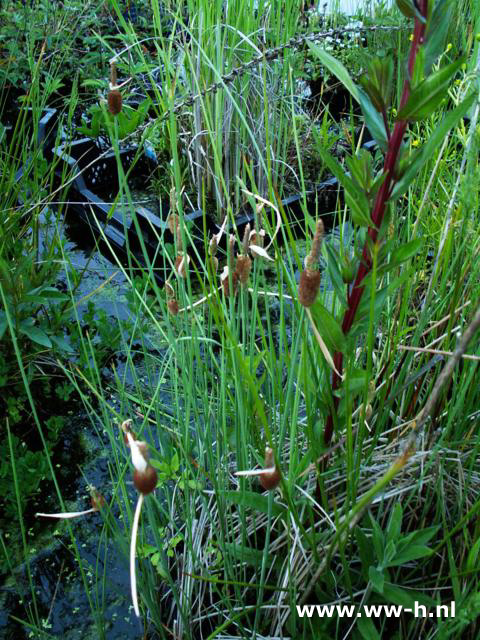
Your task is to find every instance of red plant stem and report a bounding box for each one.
[324,3,428,446]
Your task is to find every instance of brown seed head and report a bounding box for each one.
[259,447,281,491]
[168,213,179,235]
[305,219,324,270]
[133,466,158,495]
[242,223,251,254]
[234,254,252,286]
[222,269,239,297]
[107,89,122,116]
[298,269,321,307]
[175,253,189,278]
[167,298,179,315]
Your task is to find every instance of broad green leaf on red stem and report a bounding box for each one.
[309,300,347,354]
[395,56,466,122]
[345,188,374,228]
[358,88,388,152]
[395,0,417,19]
[390,91,475,199]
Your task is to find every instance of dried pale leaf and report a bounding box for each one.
[249,244,274,261]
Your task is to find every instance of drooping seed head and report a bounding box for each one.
[133,466,158,495]
[107,89,122,116]
[259,447,281,491]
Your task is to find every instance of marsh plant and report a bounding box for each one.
[2,0,480,638]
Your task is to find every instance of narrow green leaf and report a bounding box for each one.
[369,566,385,594]
[381,583,435,608]
[223,491,286,518]
[313,139,359,198]
[396,56,466,122]
[424,0,454,73]
[358,88,388,152]
[395,0,416,18]
[306,41,360,103]
[387,545,434,566]
[357,616,381,640]
[390,238,423,266]
[323,242,348,306]
[391,92,475,199]
[345,189,374,228]
[398,525,439,547]
[310,300,347,354]
[386,503,403,542]
[0,312,7,341]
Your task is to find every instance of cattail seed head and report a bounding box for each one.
[234,254,252,286]
[133,466,158,495]
[259,447,281,491]
[175,253,190,278]
[221,267,239,297]
[168,213,179,235]
[209,255,219,273]
[242,223,251,254]
[167,298,179,315]
[108,89,122,116]
[305,219,324,270]
[298,269,321,307]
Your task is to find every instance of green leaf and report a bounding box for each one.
[391,91,475,199]
[369,513,385,562]
[389,238,424,268]
[424,0,454,73]
[381,583,435,608]
[345,188,374,228]
[346,367,368,393]
[19,322,52,348]
[369,566,385,594]
[323,242,348,306]
[357,87,389,153]
[395,0,416,18]
[398,525,439,548]
[355,526,375,577]
[386,545,434,566]
[223,491,286,518]
[306,41,360,103]
[396,56,466,122]
[50,334,74,353]
[466,537,480,574]
[313,138,359,198]
[310,300,346,354]
[386,503,403,542]
[357,616,381,640]
[0,312,7,341]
